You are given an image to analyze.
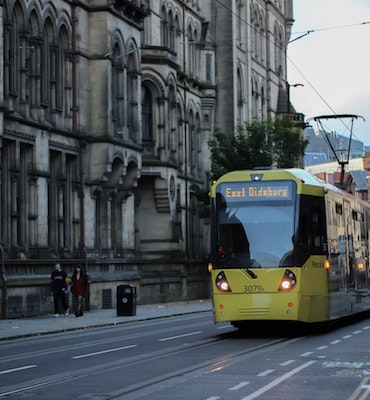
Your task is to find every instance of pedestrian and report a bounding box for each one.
[50,263,69,317]
[70,265,89,317]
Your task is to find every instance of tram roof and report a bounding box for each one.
[212,168,370,207]
[213,168,345,197]
[217,168,323,186]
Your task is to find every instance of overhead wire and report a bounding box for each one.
[5,2,369,142]
[213,0,368,140]
[288,20,369,142]
[289,20,370,43]
[286,53,360,140]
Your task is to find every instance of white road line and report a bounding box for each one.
[0,365,36,375]
[347,377,370,400]
[72,344,137,359]
[280,360,295,366]
[257,369,274,377]
[158,331,202,342]
[240,360,316,400]
[353,330,362,334]
[343,335,352,339]
[229,382,250,391]
[205,397,220,400]
[300,352,313,357]
[330,340,341,345]
[217,325,234,330]
[316,346,328,350]
[361,385,370,390]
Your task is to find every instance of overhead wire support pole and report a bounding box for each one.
[289,21,370,44]
[311,114,365,190]
[288,30,314,44]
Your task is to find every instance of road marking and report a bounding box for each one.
[347,377,370,400]
[257,369,274,376]
[317,346,328,350]
[229,382,249,391]
[353,330,362,334]
[300,352,313,357]
[343,335,352,339]
[158,331,202,342]
[217,325,234,330]
[205,397,220,400]
[280,360,295,366]
[0,365,36,375]
[323,361,370,369]
[210,366,224,373]
[240,360,316,400]
[330,340,341,345]
[72,344,137,359]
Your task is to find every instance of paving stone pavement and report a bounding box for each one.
[0,299,212,340]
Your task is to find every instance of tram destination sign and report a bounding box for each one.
[218,181,293,202]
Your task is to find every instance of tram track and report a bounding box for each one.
[0,317,212,364]
[103,335,304,400]
[0,332,305,399]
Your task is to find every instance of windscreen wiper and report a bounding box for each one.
[245,267,257,279]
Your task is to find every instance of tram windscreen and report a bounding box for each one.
[215,180,296,268]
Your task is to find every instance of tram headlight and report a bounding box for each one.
[278,269,297,291]
[216,271,231,292]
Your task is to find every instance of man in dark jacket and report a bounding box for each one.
[50,263,69,317]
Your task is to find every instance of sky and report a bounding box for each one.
[287,0,370,146]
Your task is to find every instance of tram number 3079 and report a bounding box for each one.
[244,284,265,293]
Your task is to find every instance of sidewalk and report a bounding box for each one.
[0,299,212,341]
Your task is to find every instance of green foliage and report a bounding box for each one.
[209,116,308,180]
[269,115,309,169]
[208,122,272,179]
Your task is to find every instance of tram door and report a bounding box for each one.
[344,201,355,290]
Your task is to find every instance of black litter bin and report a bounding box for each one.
[117,284,136,316]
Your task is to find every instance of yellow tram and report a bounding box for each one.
[209,168,370,328]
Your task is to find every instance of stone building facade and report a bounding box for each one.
[202,0,294,132]
[0,0,293,318]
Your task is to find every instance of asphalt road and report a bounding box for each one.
[1,312,370,399]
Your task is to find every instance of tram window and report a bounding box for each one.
[298,196,327,260]
[336,203,343,215]
[311,206,325,252]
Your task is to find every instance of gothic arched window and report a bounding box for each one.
[141,85,153,142]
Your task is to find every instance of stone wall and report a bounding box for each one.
[3,262,210,318]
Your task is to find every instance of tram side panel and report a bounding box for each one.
[326,192,370,319]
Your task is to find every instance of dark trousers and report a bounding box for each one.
[53,291,68,314]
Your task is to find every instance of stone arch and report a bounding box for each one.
[141,72,168,158]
